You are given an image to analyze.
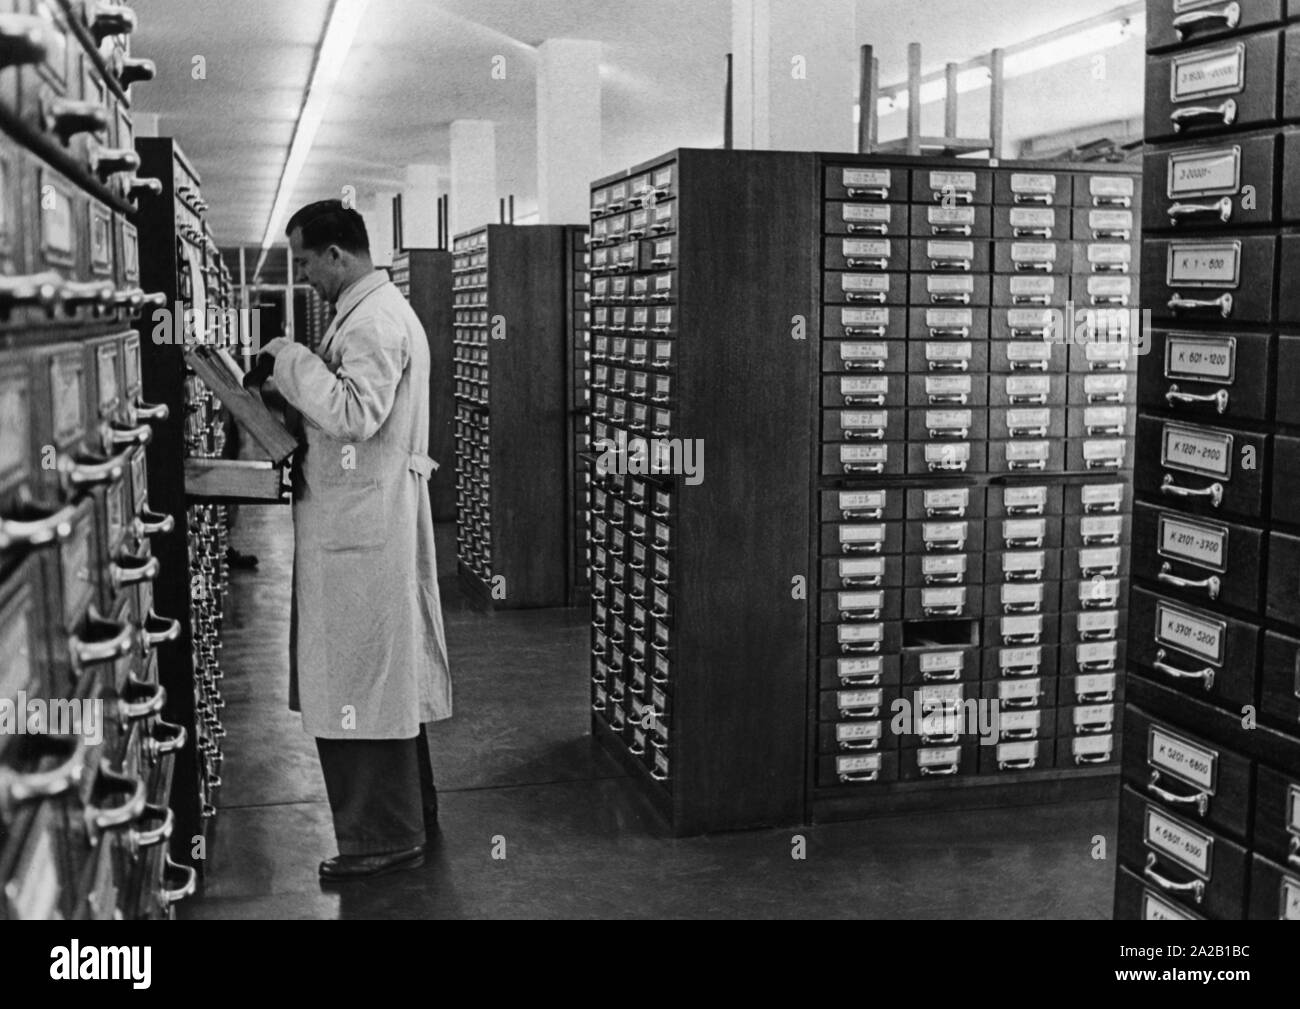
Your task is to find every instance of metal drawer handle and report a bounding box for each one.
[1144,853,1205,903]
[846,291,886,304]
[127,804,174,855]
[922,667,962,682]
[650,767,670,782]
[841,608,882,622]
[925,537,965,552]
[1172,2,1240,37]
[133,397,170,422]
[1009,425,1048,438]
[1009,393,1048,406]
[933,190,973,204]
[842,541,883,555]
[1160,474,1224,508]
[142,606,182,647]
[840,706,881,719]
[1087,424,1126,437]
[1010,327,1051,340]
[999,757,1040,771]
[922,732,961,746]
[1013,294,1050,306]
[1158,562,1221,600]
[842,576,883,590]
[843,463,886,477]
[846,186,889,200]
[0,499,77,549]
[845,427,885,441]
[925,506,966,518]
[1147,769,1210,816]
[842,505,884,519]
[135,508,176,538]
[45,97,110,141]
[87,764,147,836]
[1010,361,1049,373]
[1087,391,1125,404]
[1154,648,1216,691]
[847,223,887,235]
[1004,601,1040,615]
[842,325,885,339]
[161,857,198,904]
[931,260,971,272]
[1014,193,1052,206]
[1008,460,1047,472]
[840,740,880,752]
[1168,197,1232,223]
[1168,292,1233,317]
[846,257,888,271]
[1004,569,1042,583]
[930,327,969,339]
[90,146,141,182]
[1166,385,1229,414]
[111,551,161,589]
[932,225,971,237]
[837,769,880,783]
[119,672,167,721]
[0,734,85,809]
[1003,632,1041,645]
[919,763,959,777]
[1002,727,1038,741]
[72,607,136,667]
[924,604,965,617]
[1290,837,1300,869]
[108,421,153,448]
[145,719,188,761]
[1171,99,1237,131]
[0,271,63,311]
[928,360,969,375]
[928,427,969,440]
[845,359,887,373]
[1014,261,1052,273]
[0,14,56,67]
[842,643,881,655]
[64,446,131,488]
[924,573,963,587]
[1001,695,1040,709]
[931,293,970,305]
[1081,563,1118,578]
[1002,662,1040,677]
[1014,228,1052,239]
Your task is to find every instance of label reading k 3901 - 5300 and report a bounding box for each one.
[1156,599,1226,665]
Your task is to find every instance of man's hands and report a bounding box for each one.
[243,336,294,390]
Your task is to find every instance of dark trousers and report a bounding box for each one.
[315,724,439,856]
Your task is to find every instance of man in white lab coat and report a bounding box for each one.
[256,200,453,881]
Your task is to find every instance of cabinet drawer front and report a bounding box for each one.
[1144,235,1277,324]
[1148,0,1284,51]
[995,205,1070,240]
[1265,532,1300,625]
[991,273,1068,306]
[817,685,904,721]
[1061,665,1126,701]
[1140,330,1272,423]
[905,407,989,442]
[1248,853,1300,919]
[988,483,1064,517]
[822,407,905,443]
[904,584,978,620]
[1115,866,1205,919]
[818,654,902,690]
[823,305,908,340]
[990,340,1069,375]
[995,170,1068,207]
[1134,415,1268,520]
[820,519,904,556]
[908,272,992,307]
[820,554,904,591]
[1065,404,1133,440]
[989,374,1067,408]
[819,488,905,522]
[988,547,1063,584]
[986,438,1067,475]
[823,270,909,306]
[824,165,909,203]
[1064,480,1132,517]
[1133,501,1263,611]
[1122,706,1253,838]
[825,237,910,272]
[909,203,992,238]
[1119,786,1249,920]
[822,374,906,409]
[1060,733,1120,771]
[979,675,1059,709]
[902,550,986,587]
[1129,585,1260,709]
[1144,33,1282,143]
[1071,273,1140,308]
[1277,336,1300,422]
[1261,630,1300,728]
[817,719,901,754]
[904,439,988,477]
[825,200,908,237]
[821,339,908,374]
[819,588,902,624]
[901,645,982,685]
[1060,606,1129,645]
[979,580,1060,618]
[905,308,990,342]
[821,441,906,478]
[1073,173,1140,208]
[992,240,1074,275]
[1253,764,1300,867]
[817,750,901,786]
[1062,543,1129,581]
[898,742,979,781]
[903,485,983,520]
[908,238,992,274]
[982,644,1060,681]
[1275,435,1300,519]
[912,167,993,205]
[978,738,1053,774]
[1280,236,1300,321]
[1145,133,1281,230]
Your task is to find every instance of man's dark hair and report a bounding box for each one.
[286,200,370,255]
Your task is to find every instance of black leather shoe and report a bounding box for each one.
[319,845,425,881]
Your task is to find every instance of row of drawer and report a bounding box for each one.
[1147,0,1300,52]
[819,735,1117,785]
[824,202,1136,241]
[824,272,1137,307]
[821,438,1129,475]
[822,611,1124,656]
[823,165,1138,208]
[825,238,1134,275]
[0,0,153,206]
[818,514,1129,555]
[818,579,1127,623]
[818,647,1126,687]
[591,688,673,787]
[810,305,1142,341]
[819,404,1135,441]
[0,137,152,312]
[588,201,675,246]
[822,372,1131,408]
[820,337,1135,375]
[590,271,675,306]
[590,162,676,219]
[590,235,677,275]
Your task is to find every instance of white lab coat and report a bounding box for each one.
[271,270,452,739]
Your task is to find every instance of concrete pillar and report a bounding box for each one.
[731,0,857,151]
[536,38,602,224]
[450,120,497,239]
[358,189,396,268]
[403,163,445,249]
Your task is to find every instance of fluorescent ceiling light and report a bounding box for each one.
[877,12,1144,116]
[256,0,370,277]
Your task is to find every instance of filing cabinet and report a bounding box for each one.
[451,223,581,609]
[1122,14,1300,916]
[588,150,810,835]
[391,248,454,522]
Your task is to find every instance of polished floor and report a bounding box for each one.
[181,506,1119,919]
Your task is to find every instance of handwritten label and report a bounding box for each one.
[1168,146,1241,198]
[1145,806,1212,877]
[844,203,892,223]
[1171,44,1245,101]
[1011,173,1057,195]
[843,168,891,189]
[843,273,890,293]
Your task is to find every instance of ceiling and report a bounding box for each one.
[130,0,1138,247]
